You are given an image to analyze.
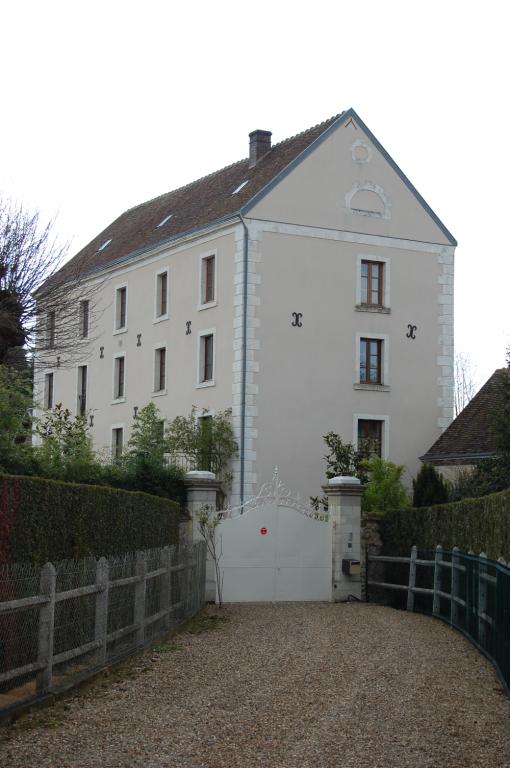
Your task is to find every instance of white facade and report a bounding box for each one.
[34,111,456,504]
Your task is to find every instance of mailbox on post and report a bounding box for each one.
[342,558,360,577]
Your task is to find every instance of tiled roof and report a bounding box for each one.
[421,369,510,463]
[55,114,343,283]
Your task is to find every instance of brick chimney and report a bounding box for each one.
[249,129,272,168]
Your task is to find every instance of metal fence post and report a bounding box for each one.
[407,545,417,611]
[478,552,488,648]
[432,545,442,616]
[451,546,460,627]
[134,552,147,646]
[36,562,56,693]
[95,557,109,665]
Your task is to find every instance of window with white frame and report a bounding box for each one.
[154,346,167,392]
[114,286,127,331]
[155,269,169,320]
[112,427,123,459]
[113,354,126,400]
[355,332,389,387]
[44,373,54,410]
[198,331,215,385]
[79,300,89,338]
[77,365,87,416]
[356,255,389,310]
[199,252,216,307]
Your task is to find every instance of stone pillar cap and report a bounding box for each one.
[328,475,360,486]
[184,470,216,481]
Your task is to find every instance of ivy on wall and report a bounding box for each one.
[382,488,510,561]
[0,473,181,565]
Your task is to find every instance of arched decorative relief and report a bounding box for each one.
[351,140,372,164]
[345,182,391,220]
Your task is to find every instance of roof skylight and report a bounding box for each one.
[97,238,112,252]
[157,214,173,228]
[232,180,249,195]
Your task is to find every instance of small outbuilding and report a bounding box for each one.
[420,368,509,480]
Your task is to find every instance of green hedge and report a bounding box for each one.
[0,473,181,565]
[382,488,510,561]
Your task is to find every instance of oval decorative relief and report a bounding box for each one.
[351,140,372,164]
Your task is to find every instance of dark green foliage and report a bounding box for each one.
[383,487,510,560]
[0,364,35,473]
[362,457,411,515]
[412,463,449,507]
[0,473,180,565]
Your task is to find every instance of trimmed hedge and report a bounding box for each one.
[0,473,181,565]
[383,487,510,561]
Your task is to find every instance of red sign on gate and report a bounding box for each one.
[260,527,268,535]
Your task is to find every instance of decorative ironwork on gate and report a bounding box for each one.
[220,467,328,522]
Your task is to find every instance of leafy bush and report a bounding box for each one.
[34,403,102,484]
[321,432,368,482]
[412,463,449,507]
[103,403,185,503]
[0,473,180,565]
[166,407,237,477]
[362,456,411,515]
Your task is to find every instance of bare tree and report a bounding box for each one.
[454,352,477,417]
[0,197,102,370]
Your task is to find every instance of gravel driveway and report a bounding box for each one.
[1,603,510,768]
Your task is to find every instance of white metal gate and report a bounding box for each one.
[217,469,331,602]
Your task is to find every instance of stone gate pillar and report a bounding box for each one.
[323,476,364,602]
[184,471,221,602]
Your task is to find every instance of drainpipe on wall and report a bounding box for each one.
[239,215,249,504]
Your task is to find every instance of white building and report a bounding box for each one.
[35,109,456,504]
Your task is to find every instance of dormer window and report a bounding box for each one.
[232,180,249,195]
[97,238,112,252]
[157,214,173,228]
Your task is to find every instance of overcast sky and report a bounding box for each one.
[1,0,508,389]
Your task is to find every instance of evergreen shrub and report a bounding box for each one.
[0,473,180,565]
[382,487,510,561]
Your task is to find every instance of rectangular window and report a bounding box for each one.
[79,300,89,338]
[114,355,125,399]
[112,427,123,459]
[154,347,166,392]
[115,286,127,331]
[47,311,56,349]
[360,338,382,384]
[156,271,168,318]
[201,255,216,305]
[77,365,87,416]
[201,334,214,382]
[44,373,54,410]
[358,419,382,457]
[361,260,384,307]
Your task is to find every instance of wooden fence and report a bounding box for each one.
[367,545,510,695]
[0,542,206,714]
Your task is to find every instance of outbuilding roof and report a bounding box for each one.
[421,369,510,465]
